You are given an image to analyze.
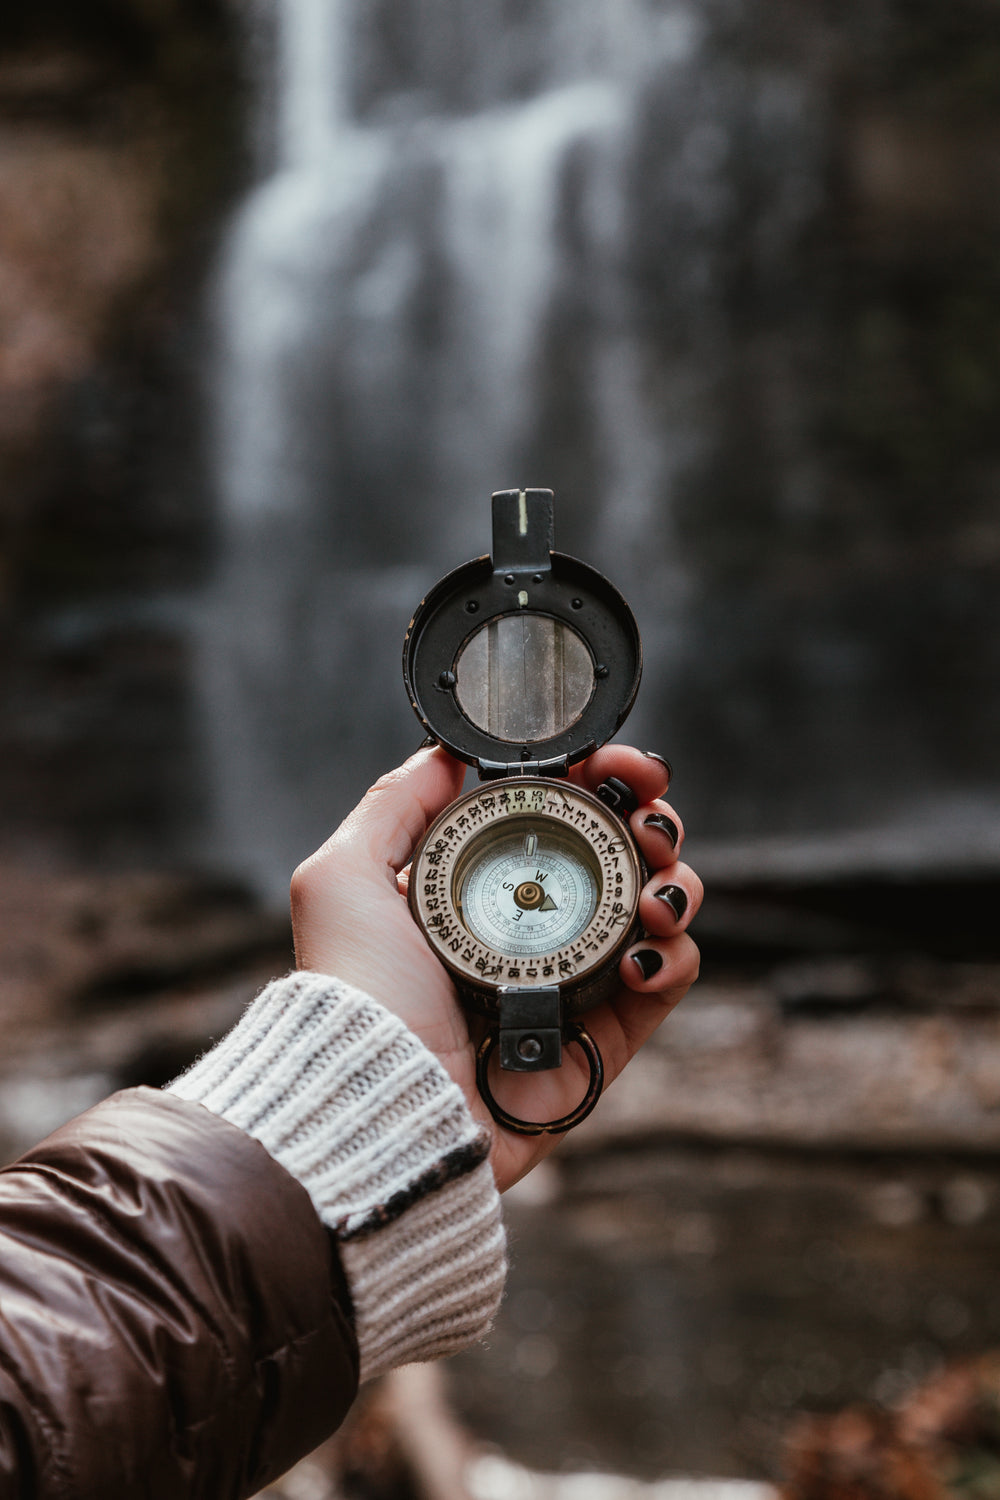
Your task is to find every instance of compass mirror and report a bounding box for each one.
[453,613,595,744]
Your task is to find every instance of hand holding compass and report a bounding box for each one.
[291,491,701,1173]
[292,741,699,1187]
[402,488,699,1135]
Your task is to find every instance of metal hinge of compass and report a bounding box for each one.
[478,755,571,779]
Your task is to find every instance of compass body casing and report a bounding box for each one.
[410,776,644,1020]
[404,489,644,1031]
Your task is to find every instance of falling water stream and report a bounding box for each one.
[198,0,1000,898]
[198,0,707,894]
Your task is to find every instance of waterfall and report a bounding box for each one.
[197,1,708,896]
[196,1,994,897]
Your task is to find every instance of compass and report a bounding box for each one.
[404,489,645,1135]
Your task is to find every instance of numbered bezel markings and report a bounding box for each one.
[410,779,642,994]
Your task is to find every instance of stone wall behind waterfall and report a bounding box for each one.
[2,0,1000,889]
[0,0,241,864]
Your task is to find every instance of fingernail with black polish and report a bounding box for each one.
[643,813,679,848]
[654,884,688,920]
[632,949,663,980]
[644,751,673,783]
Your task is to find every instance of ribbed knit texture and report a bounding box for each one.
[168,971,506,1382]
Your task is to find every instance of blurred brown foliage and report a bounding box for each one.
[783,1356,1000,1500]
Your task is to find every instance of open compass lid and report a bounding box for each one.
[403,489,642,778]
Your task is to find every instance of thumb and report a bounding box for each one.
[322,745,466,876]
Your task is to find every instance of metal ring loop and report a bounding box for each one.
[475,1024,605,1136]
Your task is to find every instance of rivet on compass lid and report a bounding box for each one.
[402,489,642,776]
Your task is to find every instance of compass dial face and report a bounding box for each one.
[456,818,601,956]
[410,778,642,1000]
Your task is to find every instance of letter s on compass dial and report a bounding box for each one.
[409,778,643,1016]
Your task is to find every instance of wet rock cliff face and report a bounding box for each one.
[0,0,239,863]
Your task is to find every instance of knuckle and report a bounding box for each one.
[289,860,314,913]
[368,764,406,799]
[674,936,701,986]
[290,850,334,911]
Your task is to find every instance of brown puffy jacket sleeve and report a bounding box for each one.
[0,1087,359,1500]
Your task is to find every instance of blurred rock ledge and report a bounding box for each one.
[565,864,1000,1158]
[569,980,1000,1157]
[0,863,291,1162]
[3,859,1000,1165]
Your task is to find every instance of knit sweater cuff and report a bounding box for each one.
[167,971,506,1382]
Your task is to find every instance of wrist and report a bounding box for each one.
[168,971,506,1381]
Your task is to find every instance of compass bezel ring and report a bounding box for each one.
[407,777,643,1007]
